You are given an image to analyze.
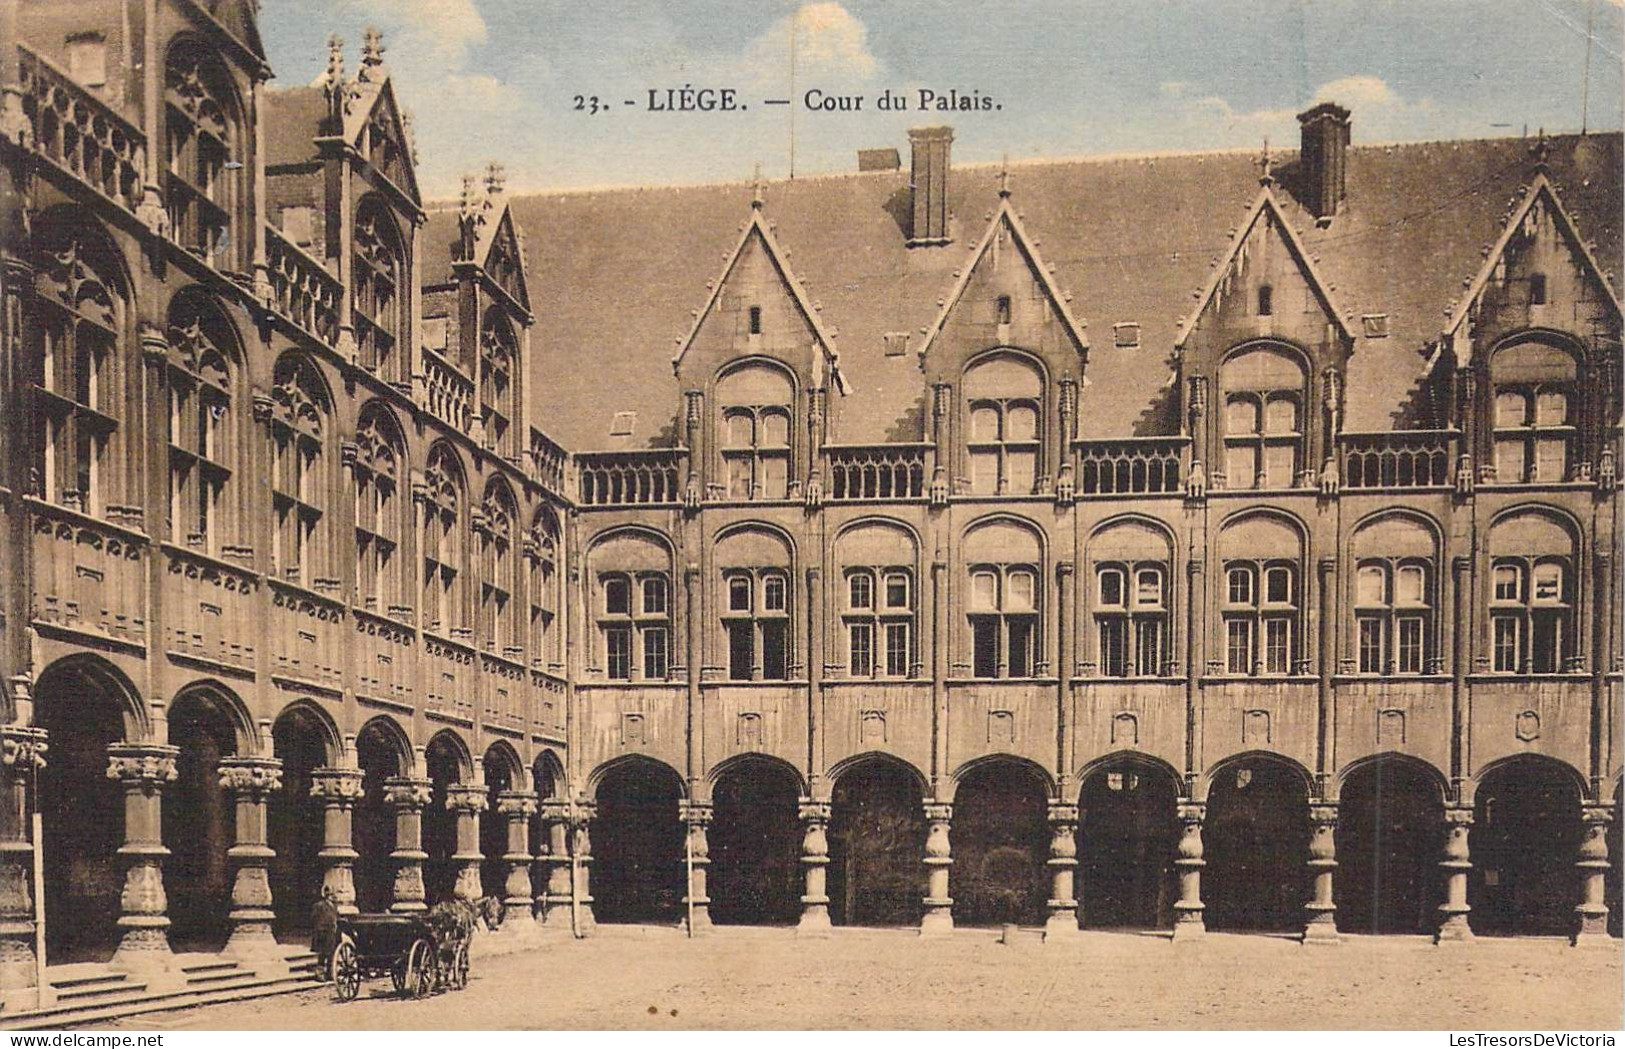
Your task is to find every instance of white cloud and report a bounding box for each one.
[342,0,487,65]
[1163,75,1451,150]
[738,2,880,88]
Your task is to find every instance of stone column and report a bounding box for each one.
[496,791,538,924]
[1574,803,1614,947]
[1436,805,1474,944]
[383,778,431,913]
[1171,800,1206,942]
[217,756,283,961]
[1303,803,1340,944]
[309,767,363,915]
[920,802,953,936]
[1044,801,1079,940]
[537,798,573,929]
[680,800,712,934]
[445,784,488,902]
[796,800,832,936]
[571,801,596,936]
[0,726,46,1005]
[106,743,179,977]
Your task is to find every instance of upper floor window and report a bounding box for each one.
[1220,344,1306,490]
[269,355,330,589]
[1490,341,1577,484]
[844,567,914,678]
[598,571,670,681]
[477,484,521,655]
[165,295,238,555]
[420,446,464,633]
[30,220,124,517]
[1490,558,1571,674]
[1096,563,1167,678]
[723,569,790,680]
[527,510,562,672]
[481,312,518,458]
[968,564,1039,678]
[353,198,405,383]
[164,38,241,268]
[716,362,795,501]
[1223,561,1298,675]
[964,353,1043,496]
[1354,560,1431,675]
[352,406,404,614]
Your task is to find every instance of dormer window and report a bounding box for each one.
[1257,285,1274,317]
[716,361,795,501]
[1529,273,1548,306]
[963,352,1044,496]
[1489,339,1577,484]
[748,306,762,335]
[996,296,1012,325]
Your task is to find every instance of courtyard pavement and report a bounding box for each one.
[98,925,1623,1031]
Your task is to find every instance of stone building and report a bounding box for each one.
[0,0,1620,1014]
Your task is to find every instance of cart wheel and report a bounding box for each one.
[332,940,361,1003]
[451,944,470,990]
[406,939,434,999]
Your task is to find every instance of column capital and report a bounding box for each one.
[383,776,433,810]
[106,743,179,785]
[1452,554,1473,574]
[1046,801,1079,825]
[1318,556,1337,575]
[797,799,832,823]
[1,725,48,770]
[217,756,283,798]
[1308,802,1339,825]
[1177,800,1206,823]
[497,790,539,818]
[1581,802,1616,826]
[1442,805,1474,826]
[922,801,952,823]
[679,800,713,825]
[309,767,365,801]
[445,783,489,813]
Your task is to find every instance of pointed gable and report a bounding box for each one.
[672,196,846,394]
[348,79,419,204]
[481,208,530,313]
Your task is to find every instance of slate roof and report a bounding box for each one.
[420,209,464,288]
[263,86,328,168]
[501,132,1620,450]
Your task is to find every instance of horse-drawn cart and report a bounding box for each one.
[330,911,471,1002]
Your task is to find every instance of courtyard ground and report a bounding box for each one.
[99,926,1623,1031]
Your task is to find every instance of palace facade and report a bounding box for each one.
[0,0,1619,1012]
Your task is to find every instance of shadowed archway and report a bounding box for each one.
[1470,757,1583,937]
[1204,755,1310,933]
[355,719,406,913]
[950,759,1050,927]
[828,756,926,927]
[164,688,242,949]
[1078,757,1180,930]
[591,758,685,924]
[1335,756,1445,935]
[269,704,334,938]
[709,756,802,926]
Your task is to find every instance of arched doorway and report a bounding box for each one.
[35,659,133,963]
[1204,756,1310,933]
[591,759,685,925]
[709,757,801,926]
[951,760,1050,927]
[828,757,926,927]
[1335,757,1444,934]
[481,747,518,899]
[1078,759,1180,930]
[424,734,465,904]
[164,688,240,949]
[270,706,331,938]
[354,720,404,914]
[1471,758,1582,936]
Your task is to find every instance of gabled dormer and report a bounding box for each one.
[1177,173,1354,492]
[671,180,845,505]
[916,171,1089,498]
[1438,145,1623,488]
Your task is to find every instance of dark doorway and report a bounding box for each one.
[828,759,926,927]
[710,758,801,926]
[270,708,329,938]
[423,736,463,905]
[354,722,402,914]
[481,751,515,899]
[1471,759,1582,936]
[164,691,238,949]
[591,760,685,924]
[1335,759,1444,934]
[1204,758,1309,932]
[951,761,1049,927]
[1078,762,1179,929]
[36,662,128,963]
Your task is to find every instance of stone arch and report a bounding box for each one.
[165,682,250,948]
[948,756,1053,927]
[827,752,928,927]
[356,715,414,775]
[945,753,1054,803]
[706,751,808,796]
[269,700,339,935]
[586,754,686,800]
[1470,754,1586,936]
[1201,750,1313,932]
[482,740,525,789]
[353,716,411,912]
[1333,752,1449,935]
[31,203,135,305]
[826,750,930,797]
[1077,751,1183,930]
[480,741,525,898]
[1332,751,1450,805]
[425,728,475,782]
[269,699,342,764]
[708,754,804,926]
[589,756,687,925]
[33,653,149,740]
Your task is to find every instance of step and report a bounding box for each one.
[184,969,254,989]
[49,973,129,992]
[180,961,241,975]
[2,972,322,1031]
[55,980,147,1004]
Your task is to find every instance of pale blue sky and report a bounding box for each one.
[261,0,1624,199]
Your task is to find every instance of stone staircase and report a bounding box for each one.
[0,951,323,1030]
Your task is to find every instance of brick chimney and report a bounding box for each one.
[1297,102,1350,223]
[907,126,953,245]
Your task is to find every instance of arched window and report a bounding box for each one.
[1489,341,1577,484]
[844,568,913,678]
[352,404,405,614]
[716,362,794,501]
[165,292,239,555]
[269,355,331,589]
[1350,514,1439,677]
[421,446,465,634]
[716,528,794,681]
[1089,520,1174,679]
[480,311,518,458]
[963,519,1043,679]
[587,530,672,682]
[964,353,1043,496]
[164,37,242,268]
[29,217,125,517]
[1488,510,1578,675]
[1220,344,1307,490]
[527,509,562,672]
[1219,514,1304,676]
[353,196,405,383]
[477,482,521,655]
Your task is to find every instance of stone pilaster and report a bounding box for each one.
[920,801,953,936]
[1172,800,1206,942]
[0,727,46,1004]
[1574,803,1614,947]
[1044,802,1079,940]
[1436,806,1474,944]
[496,791,538,923]
[796,800,832,936]
[536,799,573,929]
[445,784,488,902]
[680,800,713,934]
[217,756,283,961]
[309,768,364,915]
[1303,803,1340,944]
[571,801,596,936]
[105,743,179,980]
[383,778,432,913]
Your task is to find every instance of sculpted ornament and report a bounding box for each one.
[106,746,180,784]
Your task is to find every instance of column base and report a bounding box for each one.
[225,918,285,965]
[796,903,833,938]
[1435,909,1474,944]
[919,904,954,937]
[1170,915,1206,943]
[111,928,183,991]
[682,904,713,936]
[1301,920,1341,945]
[1043,909,1080,941]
